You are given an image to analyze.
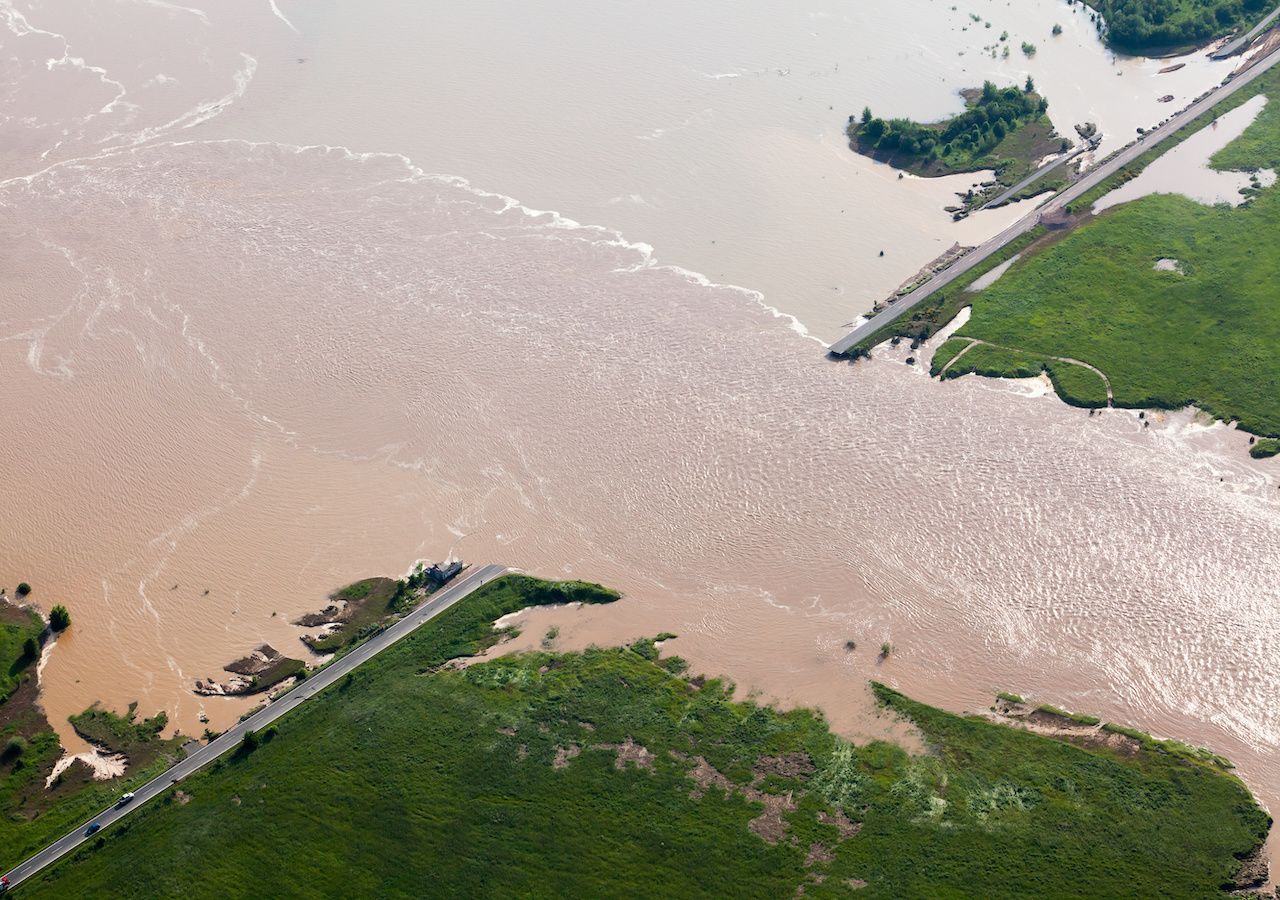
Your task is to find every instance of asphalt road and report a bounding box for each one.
[981,143,1089,210]
[1213,4,1280,59]
[1,562,510,892]
[828,39,1280,358]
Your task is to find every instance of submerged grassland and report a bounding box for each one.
[944,69,1280,436]
[22,576,1268,898]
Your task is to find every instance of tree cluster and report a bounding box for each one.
[1085,0,1268,51]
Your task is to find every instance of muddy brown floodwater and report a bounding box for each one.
[2,0,1279,869]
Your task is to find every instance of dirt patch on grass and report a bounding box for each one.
[175,790,191,805]
[672,751,799,845]
[1026,709,1095,732]
[675,751,734,800]
[817,808,862,839]
[753,752,815,781]
[1074,730,1142,758]
[0,597,41,627]
[0,669,51,743]
[804,843,834,867]
[592,738,654,771]
[1229,846,1269,890]
[747,791,797,845]
[45,749,126,787]
[552,745,580,769]
[991,698,1143,758]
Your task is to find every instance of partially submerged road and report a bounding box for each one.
[1213,4,1280,59]
[980,142,1090,210]
[828,40,1280,358]
[2,563,510,891]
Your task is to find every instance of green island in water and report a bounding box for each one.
[848,80,1062,209]
[3,576,1270,897]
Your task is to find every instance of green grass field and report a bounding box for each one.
[929,337,972,373]
[19,575,1268,898]
[940,343,1046,381]
[0,602,42,704]
[945,71,1280,435]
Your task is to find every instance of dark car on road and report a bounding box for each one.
[85,823,101,836]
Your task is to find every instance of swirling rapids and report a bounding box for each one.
[4,140,1279,784]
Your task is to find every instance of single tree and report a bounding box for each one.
[23,636,39,661]
[861,105,873,125]
[240,730,260,754]
[1025,74,1035,93]
[49,605,71,631]
[16,582,31,597]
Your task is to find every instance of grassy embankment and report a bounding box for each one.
[850,81,1061,208]
[0,599,185,873]
[22,575,1269,898]
[297,576,402,654]
[1251,437,1280,457]
[1081,0,1274,54]
[930,341,1111,408]
[937,65,1280,436]
[300,565,463,656]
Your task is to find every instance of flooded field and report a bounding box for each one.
[1095,93,1276,212]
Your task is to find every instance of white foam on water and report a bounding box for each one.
[0,0,131,119]
[267,0,298,33]
[128,0,209,24]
